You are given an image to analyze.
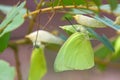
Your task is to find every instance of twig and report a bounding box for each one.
[27,0,44,34]
[42,11,55,29]
[23,5,99,18]
[9,44,22,80]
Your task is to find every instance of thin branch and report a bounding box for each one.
[23,5,100,18]
[9,44,22,80]
[42,11,56,29]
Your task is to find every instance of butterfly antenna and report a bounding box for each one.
[65,17,78,31]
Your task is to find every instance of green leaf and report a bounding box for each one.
[0,13,24,37]
[53,0,86,6]
[0,1,26,29]
[0,4,26,15]
[28,48,47,80]
[0,1,26,37]
[95,45,112,59]
[100,4,120,16]
[54,32,94,72]
[62,14,73,20]
[0,60,15,80]
[114,36,120,54]
[94,15,120,31]
[96,63,106,71]
[60,24,87,35]
[87,28,114,52]
[92,0,102,7]
[108,0,118,11]
[111,36,120,61]
[0,33,10,53]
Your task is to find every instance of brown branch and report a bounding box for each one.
[9,44,22,80]
[23,5,100,18]
[14,49,22,80]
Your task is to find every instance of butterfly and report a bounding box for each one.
[54,32,94,72]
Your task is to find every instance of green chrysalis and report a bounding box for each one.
[54,32,94,72]
[28,48,47,80]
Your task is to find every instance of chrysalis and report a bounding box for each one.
[73,15,106,28]
[25,30,64,47]
[54,32,94,72]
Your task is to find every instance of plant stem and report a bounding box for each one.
[8,44,23,80]
[13,49,22,80]
[27,0,44,34]
[23,5,111,18]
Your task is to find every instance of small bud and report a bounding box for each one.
[73,15,106,28]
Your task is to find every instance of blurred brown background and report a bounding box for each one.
[0,0,120,80]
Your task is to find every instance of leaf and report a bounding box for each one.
[53,0,86,6]
[114,36,120,54]
[71,8,94,15]
[74,15,106,28]
[0,4,26,15]
[28,48,47,80]
[92,0,102,8]
[60,24,87,35]
[87,28,114,52]
[96,63,106,71]
[0,1,26,29]
[0,1,26,37]
[100,4,120,16]
[54,32,94,72]
[94,15,120,31]
[111,36,120,61]
[0,33,10,53]
[25,30,64,47]
[0,60,15,80]
[0,13,24,37]
[62,14,73,20]
[95,45,112,59]
[73,0,86,5]
[107,0,118,11]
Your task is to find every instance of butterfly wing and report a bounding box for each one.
[54,32,94,72]
[28,48,47,80]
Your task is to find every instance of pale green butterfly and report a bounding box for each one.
[28,47,47,80]
[54,32,94,72]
